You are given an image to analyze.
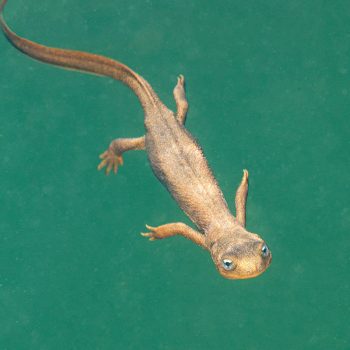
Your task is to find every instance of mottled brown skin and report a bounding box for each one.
[0,0,272,279]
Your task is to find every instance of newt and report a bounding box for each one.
[0,0,272,279]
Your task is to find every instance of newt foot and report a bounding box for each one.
[97,148,123,175]
[177,74,185,86]
[141,224,166,241]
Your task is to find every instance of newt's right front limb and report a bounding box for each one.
[142,222,207,249]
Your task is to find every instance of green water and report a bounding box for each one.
[1,0,349,349]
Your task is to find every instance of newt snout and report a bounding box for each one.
[209,229,272,279]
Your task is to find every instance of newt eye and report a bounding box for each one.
[261,244,269,257]
[222,259,234,271]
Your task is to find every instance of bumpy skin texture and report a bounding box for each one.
[0,0,272,279]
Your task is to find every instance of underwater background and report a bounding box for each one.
[1,0,349,349]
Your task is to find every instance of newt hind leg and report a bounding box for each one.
[98,136,145,175]
[173,75,188,124]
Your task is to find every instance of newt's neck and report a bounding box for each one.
[203,215,239,245]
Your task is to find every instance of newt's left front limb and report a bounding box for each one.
[142,222,207,249]
[235,169,249,227]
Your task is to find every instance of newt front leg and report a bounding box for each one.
[141,222,207,249]
[235,169,249,227]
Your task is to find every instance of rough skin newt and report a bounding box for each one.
[0,0,272,279]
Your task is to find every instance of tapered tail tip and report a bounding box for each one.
[0,0,8,15]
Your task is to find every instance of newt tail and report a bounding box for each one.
[0,0,160,113]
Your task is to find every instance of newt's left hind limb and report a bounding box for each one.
[141,222,207,249]
[173,75,188,124]
[98,136,145,175]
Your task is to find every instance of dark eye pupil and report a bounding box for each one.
[261,244,269,257]
[222,259,234,271]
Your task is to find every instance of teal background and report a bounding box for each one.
[1,0,349,349]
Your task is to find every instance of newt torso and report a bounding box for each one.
[0,0,272,279]
[145,109,233,233]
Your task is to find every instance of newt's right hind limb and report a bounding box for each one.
[98,136,145,175]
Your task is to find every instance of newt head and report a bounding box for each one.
[209,228,272,279]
